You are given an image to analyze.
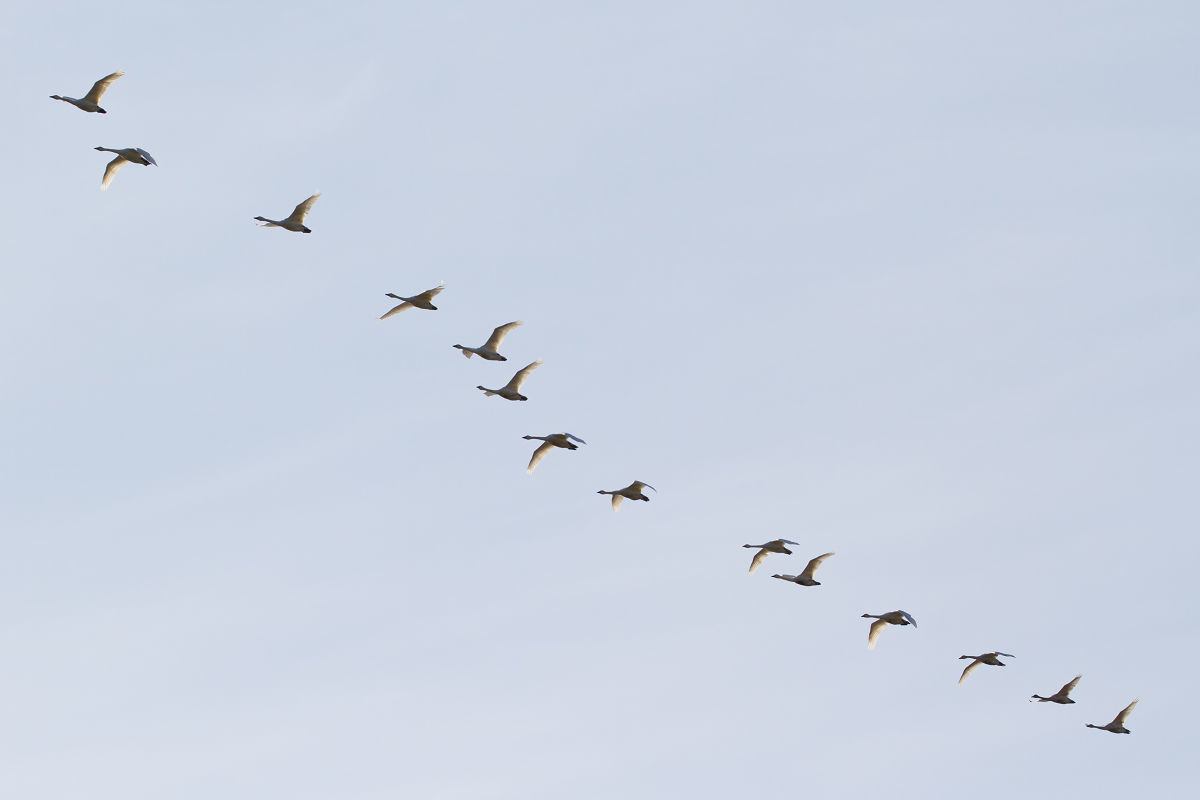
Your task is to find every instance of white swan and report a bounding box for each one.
[1086,700,1138,734]
[523,432,586,474]
[597,480,656,510]
[379,283,446,319]
[957,652,1015,685]
[453,320,522,360]
[254,192,320,233]
[94,147,156,190]
[1032,675,1081,704]
[743,539,799,574]
[771,552,834,586]
[478,359,541,401]
[861,610,918,649]
[51,70,123,113]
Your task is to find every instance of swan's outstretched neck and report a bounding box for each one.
[453,345,473,358]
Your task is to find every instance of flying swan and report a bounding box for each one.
[771,552,834,586]
[597,480,656,510]
[380,283,446,319]
[94,147,156,190]
[254,192,320,233]
[51,70,124,113]
[523,433,586,474]
[453,320,522,360]
[478,359,542,401]
[861,610,918,649]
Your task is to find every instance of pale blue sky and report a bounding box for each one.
[2,2,1197,797]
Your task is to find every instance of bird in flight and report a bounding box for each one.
[478,359,542,401]
[771,552,834,586]
[94,147,156,190]
[453,320,522,360]
[254,192,320,233]
[597,480,656,511]
[51,70,124,113]
[957,652,1016,685]
[522,432,586,474]
[380,283,446,319]
[1086,700,1138,734]
[743,539,799,574]
[1031,675,1081,704]
[861,610,918,649]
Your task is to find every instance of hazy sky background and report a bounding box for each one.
[2,2,1197,797]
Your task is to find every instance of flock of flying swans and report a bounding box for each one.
[52,70,159,191]
[365,227,644,497]
[53,70,644,504]
[54,67,1140,733]
[741,505,1139,730]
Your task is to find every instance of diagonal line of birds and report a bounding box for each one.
[49,68,1142,738]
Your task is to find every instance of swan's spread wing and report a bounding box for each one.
[867,619,887,649]
[995,652,1016,659]
[899,610,918,628]
[799,551,834,580]
[379,299,412,319]
[630,481,656,493]
[1112,700,1138,726]
[610,493,624,511]
[777,539,800,546]
[134,148,156,166]
[484,320,522,350]
[748,548,770,574]
[958,659,982,685]
[100,156,126,190]
[1059,675,1082,696]
[83,70,124,104]
[563,432,586,445]
[505,359,542,391]
[526,441,554,474]
[285,192,320,224]
[416,283,446,303]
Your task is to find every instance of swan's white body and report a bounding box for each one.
[862,610,918,649]
[254,192,320,233]
[523,432,586,474]
[743,539,799,574]
[94,146,156,190]
[479,359,541,401]
[380,283,445,319]
[1087,700,1138,734]
[597,480,656,510]
[958,652,1015,685]
[454,320,522,360]
[771,552,834,586]
[1032,675,1081,704]
[51,70,123,113]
